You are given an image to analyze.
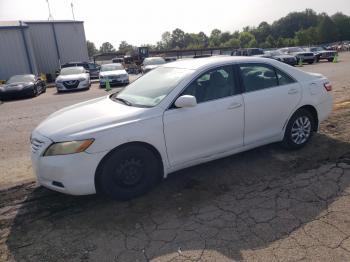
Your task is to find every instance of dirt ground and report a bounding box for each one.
[1,53,350,261]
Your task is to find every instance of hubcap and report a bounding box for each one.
[114,158,143,187]
[291,116,311,145]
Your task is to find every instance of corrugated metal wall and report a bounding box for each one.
[0,27,38,80]
[0,21,89,79]
[26,22,88,75]
[54,23,89,64]
[26,23,60,75]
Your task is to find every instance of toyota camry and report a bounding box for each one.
[31,56,333,200]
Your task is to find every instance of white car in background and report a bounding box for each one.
[99,63,129,88]
[31,56,333,200]
[55,67,90,92]
[141,57,166,74]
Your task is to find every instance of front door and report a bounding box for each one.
[163,65,244,167]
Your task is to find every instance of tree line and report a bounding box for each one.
[87,9,350,57]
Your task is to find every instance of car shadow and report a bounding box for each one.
[4,133,350,261]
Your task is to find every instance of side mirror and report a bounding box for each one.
[175,95,197,108]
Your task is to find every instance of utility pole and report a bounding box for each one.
[46,0,53,20]
[71,2,75,21]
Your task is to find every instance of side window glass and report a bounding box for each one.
[275,69,296,86]
[182,66,235,103]
[239,64,278,92]
[89,63,96,70]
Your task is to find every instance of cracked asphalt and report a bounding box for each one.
[1,53,350,261]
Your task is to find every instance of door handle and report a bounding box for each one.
[288,88,298,94]
[228,102,242,109]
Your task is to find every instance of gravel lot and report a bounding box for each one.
[1,54,350,261]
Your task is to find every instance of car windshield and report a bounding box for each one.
[143,57,166,66]
[7,75,34,83]
[270,50,284,56]
[100,64,124,71]
[112,67,193,107]
[60,67,85,75]
[310,47,324,52]
[289,47,305,52]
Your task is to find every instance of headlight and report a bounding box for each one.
[78,77,87,81]
[44,139,94,156]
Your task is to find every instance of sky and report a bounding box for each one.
[1,0,350,49]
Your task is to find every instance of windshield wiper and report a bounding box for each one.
[112,96,132,106]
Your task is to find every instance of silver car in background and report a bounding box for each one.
[99,63,129,88]
[55,67,91,92]
[141,57,166,74]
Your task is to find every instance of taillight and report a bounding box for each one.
[324,82,332,92]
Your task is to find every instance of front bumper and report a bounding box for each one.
[99,76,129,87]
[31,132,106,195]
[0,87,34,98]
[56,80,90,91]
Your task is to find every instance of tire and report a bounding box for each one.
[42,86,47,93]
[307,61,314,64]
[32,86,38,97]
[282,109,315,150]
[96,145,161,200]
[328,58,333,62]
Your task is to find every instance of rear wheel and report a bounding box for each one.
[307,60,314,64]
[282,109,315,149]
[328,58,333,62]
[96,145,161,200]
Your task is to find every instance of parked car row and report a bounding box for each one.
[254,46,338,66]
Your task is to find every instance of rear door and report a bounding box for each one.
[238,63,302,145]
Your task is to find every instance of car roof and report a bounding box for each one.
[10,74,35,77]
[101,63,122,67]
[61,66,85,70]
[162,56,276,70]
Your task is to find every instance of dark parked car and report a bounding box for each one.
[279,47,315,64]
[259,50,297,66]
[234,48,264,56]
[305,46,337,62]
[0,74,46,99]
[60,62,100,79]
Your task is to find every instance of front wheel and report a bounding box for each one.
[282,109,315,149]
[96,145,161,200]
[32,86,38,97]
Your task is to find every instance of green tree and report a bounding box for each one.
[209,29,222,47]
[317,14,339,43]
[86,40,97,57]
[99,42,116,53]
[161,31,172,49]
[118,41,134,53]
[332,12,350,41]
[221,38,240,48]
[171,28,186,49]
[239,32,256,48]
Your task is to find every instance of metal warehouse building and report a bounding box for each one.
[0,20,89,81]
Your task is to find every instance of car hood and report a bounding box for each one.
[100,70,127,77]
[1,82,33,90]
[291,51,313,56]
[56,73,87,81]
[275,54,295,59]
[144,65,160,70]
[34,96,148,141]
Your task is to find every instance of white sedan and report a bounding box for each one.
[55,67,91,92]
[99,63,129,88]
[31,56,333,200]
